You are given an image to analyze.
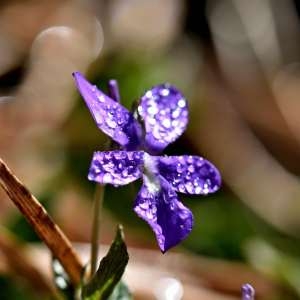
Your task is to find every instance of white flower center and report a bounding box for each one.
[143,153,160,193]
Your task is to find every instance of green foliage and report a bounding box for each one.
[0,276,40,300]
[182,193,255,260]
[108,281,132,300]
[245,238,300,299]
[81,225,129,300]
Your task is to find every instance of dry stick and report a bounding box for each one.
[0,158,83,285]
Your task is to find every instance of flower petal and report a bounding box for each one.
[158,155,221,195]
[137,84,188,153]
[88,151,144,186]
[73,72,142,150]
[134,175,193,252]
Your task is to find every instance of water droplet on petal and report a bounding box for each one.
[106,119,117,128]
[139,201,149,209]
[103,173,113,182]
[188,165,195,173]
[178,99,186,108]
[146,210,154,219]
[160,88,170,96]
[147,106,158,115]
[186,182,194,193]
[162,119,171,128]
[195,186,202,194]
[145,90,153,98]
[171,109,180,119]
[178,184,185,193]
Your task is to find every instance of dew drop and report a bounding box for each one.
[146,210,154,219]
[106,119,117,128]
[97,95,105,102]
[145,90,153,98]
[176,163,184,173]
[103,173,113,182]
[186,182,194,193]
[139,201,149,209]
[162,119,171,128]
[195,186,202,194]
[177,99,186,108]
[146,117,155,126]
[187,156,194,164]
[147,106,158,115]
[178,184,185,193]
[122,169,128,178]
[170,202,175,210]
[188,165,195,173]
[160,88,170,96]
[172,109,181,119]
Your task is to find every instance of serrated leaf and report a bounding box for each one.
[82,225,129,300]
[108,281,132,300]
[52,257,75,300]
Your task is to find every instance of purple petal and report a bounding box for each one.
[88,151,144,186]
[107,79,120,102]
[241,284,255,300]
[134,175,193,252]
[73,72,142,150]
[138,84,188,153]
[158,155,221,195]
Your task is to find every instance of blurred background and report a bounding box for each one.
[1,0,300,299]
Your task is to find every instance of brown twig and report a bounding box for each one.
[0,157,83,285]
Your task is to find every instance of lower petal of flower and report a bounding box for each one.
[133,175,193,252]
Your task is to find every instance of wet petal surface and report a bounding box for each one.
[73,72,142,150]
[134,175,193,252]
[158,155,221,195]
[88,151,144,186]
[138,84,188,153]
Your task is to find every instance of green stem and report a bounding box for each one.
[89,80,118,277]
[90,184,105,276]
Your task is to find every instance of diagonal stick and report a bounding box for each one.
[0,158,83,285]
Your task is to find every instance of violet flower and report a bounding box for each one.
[73,72,221,252]
[241,284,255,300]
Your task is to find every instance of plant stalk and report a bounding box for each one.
[89,79,118,276]
[90,184,105,275]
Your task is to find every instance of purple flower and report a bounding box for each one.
[73,72,221,252]
[241,284,255,300]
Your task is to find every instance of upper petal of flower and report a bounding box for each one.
[73,72,142,150]
[133,175,194,252]
[158,155,221,195]
[137,84,188,153]
[88,151,144,186]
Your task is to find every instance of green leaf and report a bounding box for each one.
[52,258,75,300]
[108,281,132,300]
[82,225,129,300]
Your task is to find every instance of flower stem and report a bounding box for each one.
[90,79,118,276]
[90,184,105,275]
